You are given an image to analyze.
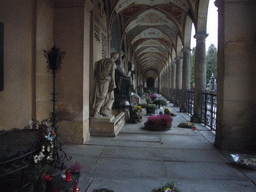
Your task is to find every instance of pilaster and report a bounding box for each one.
[215,0,256,150]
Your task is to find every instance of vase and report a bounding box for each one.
[144,123,172,131]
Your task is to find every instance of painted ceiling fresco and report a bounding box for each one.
[108,0,200,80]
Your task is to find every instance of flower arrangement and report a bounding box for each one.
[146,114,173,126]
[146,97,153,104]
[33,124,56,164]
[178,122,196,129]
[146,104,158,114]
[152,182,180,192]
[144,114,173,131]
[134,105,143,111]
[138,103,147,108]
[164,107,177,117]
[130,105,144,123]
[150,94,157,99]
[146,104,158,110]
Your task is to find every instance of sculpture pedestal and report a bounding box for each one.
[89,112,125,137]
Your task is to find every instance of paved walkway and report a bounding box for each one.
[63,104,256,192]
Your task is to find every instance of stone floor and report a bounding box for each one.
[63,104,256,192]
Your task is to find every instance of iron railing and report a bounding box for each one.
[186,89,194,116]
[185,89,217,131]
[201,90,217,131]
[177,89,182,107]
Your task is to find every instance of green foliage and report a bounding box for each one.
[146,97,153,104]
[146,104,158,110]
[138,103,147,108]
[206,44,217,84]
[153,99,167,106]
[190,44,217,86]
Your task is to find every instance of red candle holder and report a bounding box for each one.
[66,170,72,182]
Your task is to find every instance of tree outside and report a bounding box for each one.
[190,44,217,88]
[190,47,196,87]
[206,44,217,84]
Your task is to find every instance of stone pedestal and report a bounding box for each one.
[89,112,125,137]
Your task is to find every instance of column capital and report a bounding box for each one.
[194,33,208,40]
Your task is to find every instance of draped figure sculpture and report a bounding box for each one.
[90,52,119,118]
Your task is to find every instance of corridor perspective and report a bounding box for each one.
[1,0,256,191]
[63,101,256,192]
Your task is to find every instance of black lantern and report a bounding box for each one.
[44,46,65,132]
[44,45,65,72]
[44,46,70,170]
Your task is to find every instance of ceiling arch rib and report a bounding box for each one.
[109,0,200,82]
[134,39,171,55]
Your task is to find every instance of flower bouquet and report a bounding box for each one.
[164,107,177,117]
[144,114,173,131]
[130,105,144,123]
[178,122,196,130]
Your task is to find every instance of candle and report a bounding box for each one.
[66,170,72,182]
[74,180,77,190]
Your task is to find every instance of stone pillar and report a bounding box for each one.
[171,62,176,103]
[215,0,256,150]
[168,65,172,100]
[54,0,93,144]
[180,48,191,112]
[158,75,161,93]
[174,57,182,107]
[191,33,208,123]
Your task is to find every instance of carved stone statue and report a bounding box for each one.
[90,52,119,118]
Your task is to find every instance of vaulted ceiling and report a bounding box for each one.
[107,0,205,80]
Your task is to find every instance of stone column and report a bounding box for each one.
[174,57,182,107]
[168,65,172,100]
[171,62,176,103]
[180,48,191,112]
[157,75,162,93]
[215,0,256,150]
[191,33,208,123]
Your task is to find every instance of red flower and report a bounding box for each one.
[146,114,173,126]
[43,174,52,180]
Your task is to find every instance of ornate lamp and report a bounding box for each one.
[44,46,65,132]
[43,46,70,170]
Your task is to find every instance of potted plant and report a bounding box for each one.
[130,105,144,123]
[144,114,173,131]
[150,94,157,101]
[146,104,157,114]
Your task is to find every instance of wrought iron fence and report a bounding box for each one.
[185,89,217,131]
[186,89,194,116]
[201,90,217,131]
